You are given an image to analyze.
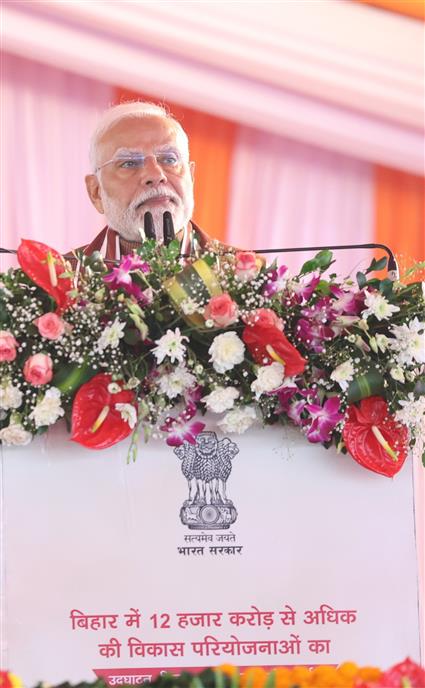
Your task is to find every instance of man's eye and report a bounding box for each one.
[158,153,179,166]
[120,158,144,168]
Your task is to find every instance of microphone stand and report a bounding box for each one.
[0,240,399,279]
[248,242,399,281]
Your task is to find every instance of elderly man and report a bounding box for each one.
[81,101,217,261]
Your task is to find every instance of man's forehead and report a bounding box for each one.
[98,115,184,157]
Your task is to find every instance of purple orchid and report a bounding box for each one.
[330,286,365,315]
[300,296,336,323]
[272,383,298,414]
[296,318,335,353]
[287,398,307,426]
[304,396,344,443]
[104,254,151,300]
[185,385,204,406]
[289,275,321,304]
[262,265,288,297]
[160,406,205,447]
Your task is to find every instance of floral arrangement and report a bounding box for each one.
[2,658,424,688]
[0,238,424,476]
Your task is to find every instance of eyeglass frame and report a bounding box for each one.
[94,147,187,174]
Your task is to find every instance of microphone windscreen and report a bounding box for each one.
[163,212,175,246]
[144,212,156,240]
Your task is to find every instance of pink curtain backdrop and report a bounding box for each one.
[1,53,113,269]
[2,0,423,174]
[227,128,374,277]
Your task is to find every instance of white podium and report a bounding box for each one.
[1,418,420,684]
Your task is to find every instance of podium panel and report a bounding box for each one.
[1,418,420,684]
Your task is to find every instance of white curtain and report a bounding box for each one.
[1,53,113,268]
[227,128,374,277]
[3,0,423,174]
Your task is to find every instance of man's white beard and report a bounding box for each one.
[100,186,194,242]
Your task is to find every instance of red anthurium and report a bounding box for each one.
[343,396,409,477]
[71,374,137,450]
[242,322,306,377]
[17,239,73,313]
[378,658,425,687]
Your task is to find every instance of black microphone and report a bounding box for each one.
[144,212,156,240]
[163,212,175,246]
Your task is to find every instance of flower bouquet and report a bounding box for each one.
[2,657,424,688]
[0,238,424,476]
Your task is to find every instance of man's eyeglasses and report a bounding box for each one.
[95,149,184,174]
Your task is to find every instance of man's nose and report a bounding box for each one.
[142,155,167,186]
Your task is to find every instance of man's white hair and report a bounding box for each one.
[89,101,190,172]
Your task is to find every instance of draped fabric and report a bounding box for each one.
[355,0,425,20]
[226,128,374,276]
[116,90,237,244]
[0,53,113,269]
[374,167,425,273]
[3,0,423,174]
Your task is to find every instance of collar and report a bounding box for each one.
[85,223,204,262]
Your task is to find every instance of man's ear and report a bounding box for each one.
[85,174,105,214]
[189,161,195,182]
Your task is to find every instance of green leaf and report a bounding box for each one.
[230,669,240,688]
[422,449,425,468]
[366,278,380,289]
[52,361,96,395]
[366,256,387,274]
[356,271,367,289]
[315,279,331,295]
[347,371,385,403]
[379,279,394,297]
[315,249,333,270]
[300,258,319,275]
[123,327,141,345]
[202,253,216,268]
[165,239,181,260]
[264,670,276,688]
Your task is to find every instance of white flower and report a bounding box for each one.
[251,362,285,398]
[369,333,391,354]
[395,394,425,437]
[153,328,188,364]
[208,332,245,373]
[115,403,137,429]
[29,387,64,428]
[330,360,355,391]
[218,406,257,434]
[0,382,23,411]
[389,318,425,366]
[107,383,122,394]
[97,318,126,352]
[0,422,32,446]
[180,298,201,315]
[361,291,400,321]
[125,377,140,390]
[390,366,405,383]
[202,386,239,413]
[157,365,196,399]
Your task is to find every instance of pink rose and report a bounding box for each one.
[242,308,284,331]
[23,353,53,386]
[35,312,65,340]
[0,331,18,362]
[204,293,238,328]
[235,251,260,282]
